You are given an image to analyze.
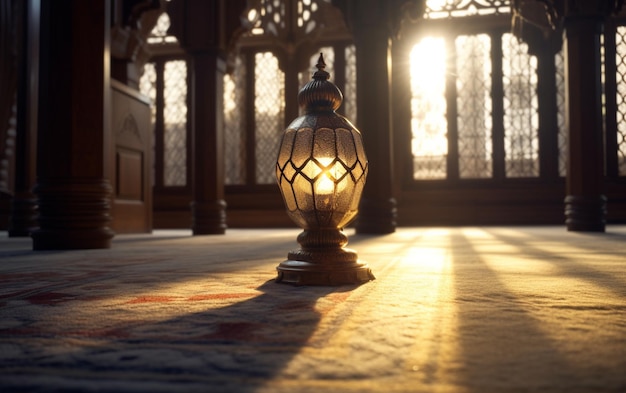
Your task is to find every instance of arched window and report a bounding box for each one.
[139,0,356,227]
[223,0,356,187]
[139,11,189,190]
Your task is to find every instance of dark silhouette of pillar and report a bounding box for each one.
[338,0,410,234]
[9,0,39,237]
[31,0,114,249]
[188,53,228,235]
[168,0,246,235]
[562,3,619,232]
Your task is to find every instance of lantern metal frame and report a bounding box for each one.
[275,53,375,285]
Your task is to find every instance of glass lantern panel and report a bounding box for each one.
[277,128,296,167]
[314,167,336,196]
[335,128,357,168]
[282,161,297,182]
[292,128,314,168]
[312,127,336,160]
[351,160,364,183]
[351,129,367,162]
[349,183,362,212]
[329,161,349,184]
[335,175,352,194]
[335,176,354,215]
[301,159,323,181]
[314,178,335,211]
[280,177,298,211]
[293,175,315,211]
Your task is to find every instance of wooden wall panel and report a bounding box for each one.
[111,79,152,233]
[116,149,143,200]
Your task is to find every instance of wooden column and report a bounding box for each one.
[563,7,608,232]
[9,0,39,236]
[0,0,18,200]
[31,0,114,249]
[168,0,246,235]
[189,53,227,235]
[339,0,409,234]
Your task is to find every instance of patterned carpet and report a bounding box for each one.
[1,227,625,392]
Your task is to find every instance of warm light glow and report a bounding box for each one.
[410,38,446,94]
[427,0,450,8]
[299,156,348,196]
[410,37,448,159]
[315,157,347,195]
[316,170,335,195]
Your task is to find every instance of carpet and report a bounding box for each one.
[1,227,625,392]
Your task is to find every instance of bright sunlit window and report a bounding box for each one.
[410,37,448,179]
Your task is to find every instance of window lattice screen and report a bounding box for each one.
[140,63,157,125]
[502,33,539,178]
[139,63,157,184]
[409,30,548,181]
[555,50,568,177]
[254,52,285,184]
[425,0,510,19]
[615,26,626,175]
[456,34,493,179]
[163,60,188,186]
[224,55,246,185]
[229,0,351,187]
[344,45,357,122]
[147,12,178,45]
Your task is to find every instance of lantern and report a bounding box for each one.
[275,53,374,285]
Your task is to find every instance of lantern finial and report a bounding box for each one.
[313,53,329,80]
[297,53,343,112]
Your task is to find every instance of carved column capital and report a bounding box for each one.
[110,0,164,88]
[111,0,164,47]
[562,0,624,17]
[334,0,424,39]
[513,0,625,26]
[513,0,625,29]
[167,0,247,56]
[512,0,624,55]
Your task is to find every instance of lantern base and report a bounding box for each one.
[276,229,375,285]
[276,259,375,286]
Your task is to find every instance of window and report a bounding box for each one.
[613,25,626,175]
[223,0,356,187]
[139,12,189,189]
[408,0,546,181]
[253,52,285,184]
